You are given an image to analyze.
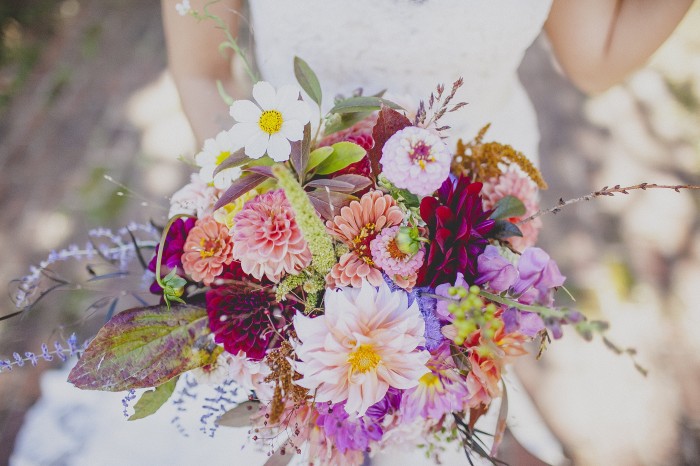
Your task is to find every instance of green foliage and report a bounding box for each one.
[128,376,179,421]
[68,304,215,391]
[313,142,366,175]
[294,56,322,107]
[489,195,526,220]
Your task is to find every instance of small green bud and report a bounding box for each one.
[395,226,422,255]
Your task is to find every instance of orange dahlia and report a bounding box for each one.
[325,190,404,288]
[181,216,234,286]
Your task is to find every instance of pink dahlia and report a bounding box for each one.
[370,226,425,290]
[481,167,542,251]
[294,280,430,416]
[400,343,470,421]
[231,189,311,283]
[380,126,452,196]
[325,190,404,288]
[181,216,234,286]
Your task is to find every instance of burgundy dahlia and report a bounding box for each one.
[147,217,196,294]
[417,177,495,287]
[205,273,294,360]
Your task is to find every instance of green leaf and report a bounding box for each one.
[217,400,260,428]
[68,304,215,391]
[128,376,179,421]
[314,142,366,175]
[323,111,374,136]
[293,56,322,107]
[214,172,268,210]
[213,148,247,177]
[378,175,420,208]
[489,195,526,220]
[307,146,334,171]
[329,96,403,115]
[487,220,523,241]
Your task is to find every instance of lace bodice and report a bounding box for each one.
[248,0,553,157]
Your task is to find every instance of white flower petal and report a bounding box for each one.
[230,100,261,123]
[280,119,304,141]
[282,100,312,124]
[252,81,276,110]
[267,133,291,162]
[245,131,269,159]
[228,122,260,146]
[275,85,301,109]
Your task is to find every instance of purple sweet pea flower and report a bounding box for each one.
[502,308,545,337]
[317,401,383,453]
[475,245,518,292]
[512,247,565,295]
[147,217,196,294]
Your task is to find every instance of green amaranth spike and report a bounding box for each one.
[272,165,336,276]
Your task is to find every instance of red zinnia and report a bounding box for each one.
[417,177,494,287]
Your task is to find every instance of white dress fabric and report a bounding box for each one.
[249,0,552,159]
[12,2,564,465]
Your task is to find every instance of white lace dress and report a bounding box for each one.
[12,1,563,465]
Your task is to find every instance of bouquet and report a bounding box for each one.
[6,6,700,462]
[5,55,636,465]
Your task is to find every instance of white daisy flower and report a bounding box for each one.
[195,130,243,190]
[229,81,311,162]
[175,0,191,16]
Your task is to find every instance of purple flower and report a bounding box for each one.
[434,273,469,321]
[147,217,196,294]
[502,308,545,337]
[475,245,518,292]
[366,387,403,421]
[512,247,565,295]
[385,276,444,351]
[317,402,383,454]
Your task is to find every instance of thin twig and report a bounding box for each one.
[519,183,700,225]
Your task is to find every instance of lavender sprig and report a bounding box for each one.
[12,223,159,310]
[0,334,89,373]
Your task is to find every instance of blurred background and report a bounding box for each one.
[1,0,699,464]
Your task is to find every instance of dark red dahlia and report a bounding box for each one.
[417,176,495,288]
[147,217,196,294]
[205,274,295,360]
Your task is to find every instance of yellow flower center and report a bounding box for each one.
[199,238,219,258]
[419,372,440,388]
[352,223,377,265]
[348,345,380,373]
[258,110,284,135]
[215,150,231,166]
[386,238,408,261]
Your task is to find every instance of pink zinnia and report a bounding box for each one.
[370,226,425,290]
[231,189,311,283]
[400,343,470,422]
[294,280,430,416]
[380,126,452,196]
[326,190,404,288]
[181,216,234,286]
[481,167,542,251]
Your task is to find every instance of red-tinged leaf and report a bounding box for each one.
[308,189,357,219]
[214,173,267,210]
[68,304,213,391]
[213,148,247,177]
[305,174,372,193]
[368,106,412,179]
[244,165,274,178]
[289,123,311,178]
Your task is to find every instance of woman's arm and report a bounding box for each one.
[162,0,244,145]
[545,0,693,94]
